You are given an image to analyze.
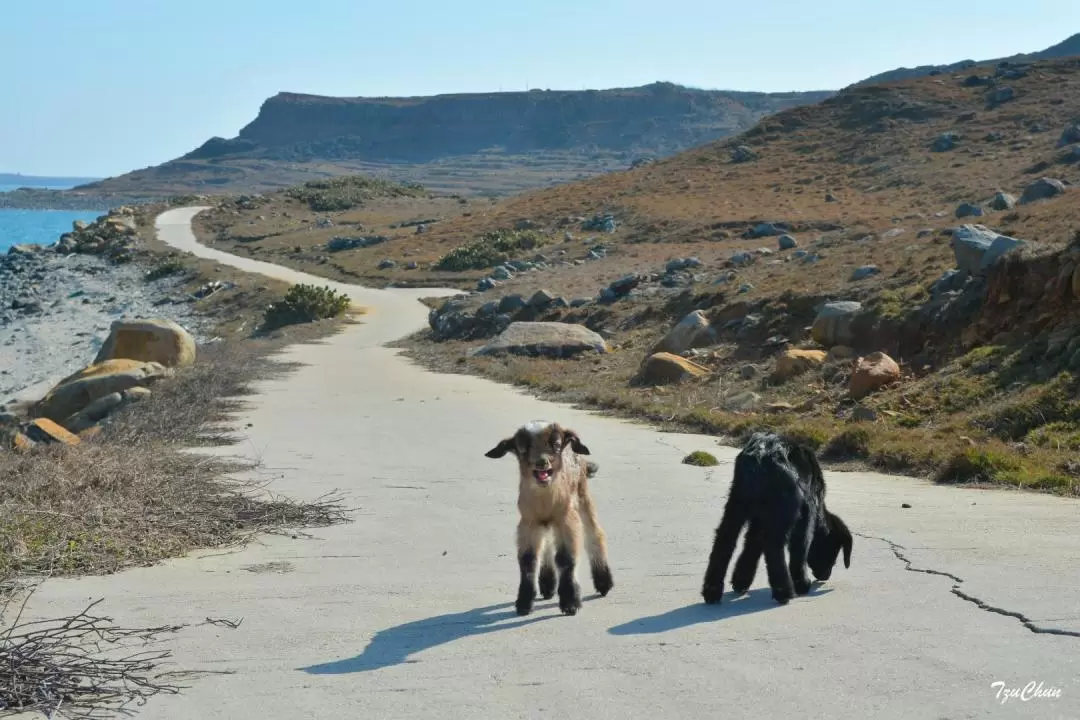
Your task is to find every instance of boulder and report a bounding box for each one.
[528,289,556,307]
[23,418,81,446]
[747,222,782,238]
[722,391,761,412]
[988,192,1017,211]
[498,294,528,314]
[955,202,983,218]
[731,145,757,163]
[474,322,608,359]
[986,87,1015,106]
[635,353,711,385]
[93,318,196,368]
[811,301,862,346]
[652,310,716,355]
[773,349,828,381]
[850,265,880,281]
[33,359,170,423]
[950,224,1025,274]
[850,352,901,399]
[931,133,958,152]
[64,392,124,432]
[829,345,855,360]
[1019,177,1067,205]
[778,234,798,250]
[1058,123,1080,148]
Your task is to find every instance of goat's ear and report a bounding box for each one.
[828,512,853,568]
[562,428,590,455]
[485,438,517,459]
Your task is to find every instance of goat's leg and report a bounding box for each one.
[553,511,584,615]
[762,501,799,605]
[787,507,814,596]
[577,479,614,597]
[701,504,745,604]
[730,520,764,595]
[538,535,557,600]
[516,521,545,616]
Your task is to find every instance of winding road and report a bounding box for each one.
[23,208,1080,719]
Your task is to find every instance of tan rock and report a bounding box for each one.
[24,418,81,446]
[850,352,901,399]
[93,318,196,368]
[652,310,716,355]
[774,349,828,380]
[636,352,711,385]
[64,392,124,432]
[33,359,170,423]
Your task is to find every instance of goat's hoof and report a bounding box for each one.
[515,601,533,616]
[701,584,724,605]
[793,578,812,595]
[591,565,614,597]
[558,589,583,616]
[730,583,750,596]
[538,568,557,600]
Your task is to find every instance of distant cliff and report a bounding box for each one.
[80,82,834,197]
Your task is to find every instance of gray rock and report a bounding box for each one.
[722,391,761,412]
[477,278,497,291]
[950,224,1026,274]
[477,301,498,318]
[492,266,513,281]
[737,283,754,294]
[739,364,757,380]
[825,192,839,202]
[731,145,757,163]
[498,294,527,314]
[406,261,419,270]
[570,298,591,308]
[377,259,395,270]
[607,274,640,297]
[931,132,958,152]
[793,249,808,259]
[666,257,702,273]
[582,214,617,233]
[1059,123,1080,148]
[988,192,1017,211]
[528,289,556,307]
[917,229,934,238]
[730,251,754,267]
[986,87,1015,106]
[474,322,608,359]
[747,222,782,238]
[931,269,964,295]
[778,234,798,250]
[852,406,878,423]
[811,301,863,346]
[850,265,881,281]
[1019,177,1067,205]
[599,288,617,302]
[955,202,983,218]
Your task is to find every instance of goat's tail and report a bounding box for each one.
[586,461,599,477]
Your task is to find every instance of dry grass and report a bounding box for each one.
[0,314,352,599]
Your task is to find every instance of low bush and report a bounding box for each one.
[285,175,425,211]
[435,229,549,271]
[262,284,351,331]
[682,450,719,467]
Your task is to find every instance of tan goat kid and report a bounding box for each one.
[485,421,614,616]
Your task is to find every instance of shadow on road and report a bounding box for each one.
[299,601,559,675]
[608,586,833,635]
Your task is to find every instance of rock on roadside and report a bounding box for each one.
[473,322,608,359]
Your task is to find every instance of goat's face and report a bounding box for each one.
[807,510,853,581]
[485,421,590,487]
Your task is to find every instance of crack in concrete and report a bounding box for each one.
[856,533,1080,639]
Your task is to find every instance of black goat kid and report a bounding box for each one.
[701,432,853,606]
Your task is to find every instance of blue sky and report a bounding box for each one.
[2,0,1078,178]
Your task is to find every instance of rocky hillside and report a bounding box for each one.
[852,32,1080,87]
[193,54,1080,493]
[80,83,833,197]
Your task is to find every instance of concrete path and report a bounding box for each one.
[21,207,1080,719]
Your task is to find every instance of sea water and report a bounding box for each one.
[0,184,105,253]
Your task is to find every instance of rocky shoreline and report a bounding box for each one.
[0,213,211,410]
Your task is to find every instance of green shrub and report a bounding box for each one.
[435,229,549,271]
[145,258,186,281]
[682,450,720,467]
[262,284,351,331]
[285,175,425,212]
[822,428,871,459]
[935,447,1021,484]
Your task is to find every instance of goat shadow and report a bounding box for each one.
[608,585,834,636]
[299,600,563,675]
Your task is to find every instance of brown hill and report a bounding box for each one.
[191,55,1080,494]
[81,83,832,197]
